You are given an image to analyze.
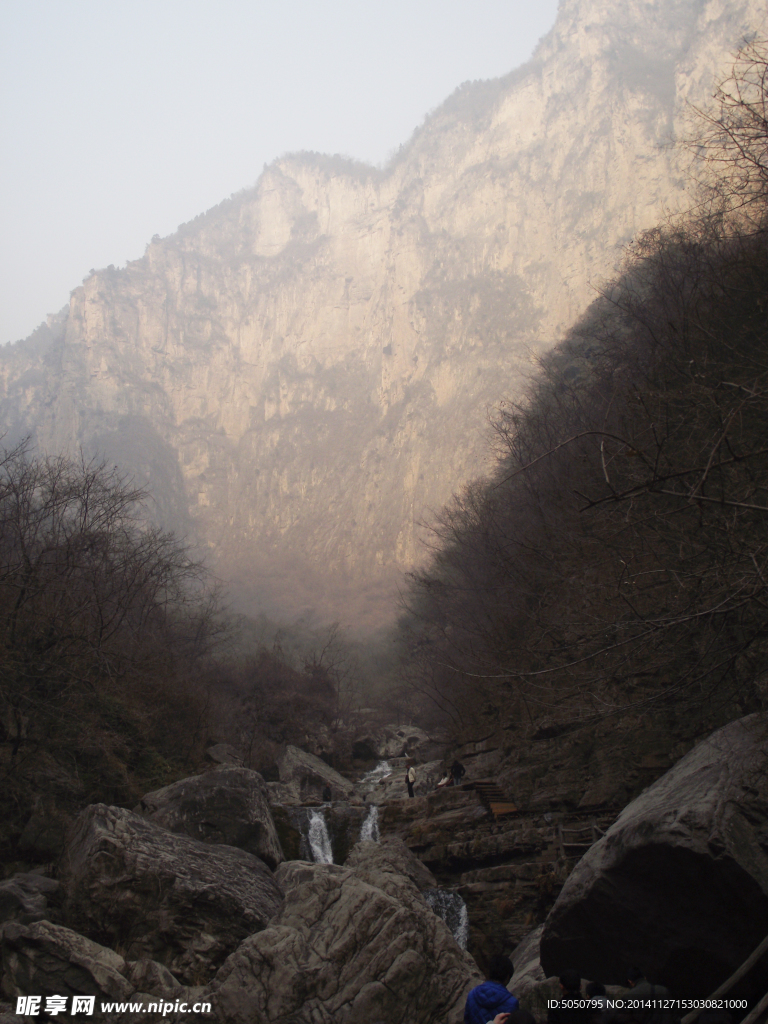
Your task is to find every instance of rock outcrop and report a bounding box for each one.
[276,745,356,803]
[0,920,202,1019]
[210,841,481,1024]
[377,725,438,760]
[205,744,244,767]
[59,805,283,983]
[0,815,482,1024]
[0,876,60,928]
[345,834,439,894]
[540,715,768,996]
[0,920,136,1001]
[139,766,284,869]
[0,1,763,626]
[510,925,547,999]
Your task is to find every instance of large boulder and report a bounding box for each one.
[60,805,283,984]
[540,715,768,995]
[139,766,284,869]
[0,876,61,927]
[347,723,442,761]
[205,744,244,766]
[0,920,135,1001]
[510,924,547,999]
[277,745,356,802]
[0,919,206,1024]
[209,841,481,1024]
[345,835,439,894]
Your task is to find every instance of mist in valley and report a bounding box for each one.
[1,2,768,1011]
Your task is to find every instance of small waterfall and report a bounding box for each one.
[360,760,392,785]
[307,809,334,864]
[424,889,469,949]
[360,804,380,842]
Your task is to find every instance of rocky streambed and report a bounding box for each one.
[0,759,481,1024]
[2,715,768,1021]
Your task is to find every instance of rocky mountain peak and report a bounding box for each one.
[0,0,763,626]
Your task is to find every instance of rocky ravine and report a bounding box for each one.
[3,716,768,1021]
[0,765,481,1024]
[1,0,764,625]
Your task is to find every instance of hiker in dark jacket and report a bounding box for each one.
[452,759,466,786]
[464,955,519,1024]
[625,968,671,1001]
[621,969,672,1024]
[504,1011,536,1024]
[548,969,593,1024]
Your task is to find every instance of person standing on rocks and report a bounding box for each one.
[625,967,670,1001]
[548,969,592,1024]
[464,954,519,1024]
[621,968,672,1024]
[406,760,416,798]
[452,759,466,786]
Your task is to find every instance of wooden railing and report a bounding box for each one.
[682,934,768,1024]
[556,821,605,859]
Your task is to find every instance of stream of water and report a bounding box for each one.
[360,760,392,785]
[359,804,380,842]
[307,809,334,863]
[296,803,466,950]
[423,889,469,949]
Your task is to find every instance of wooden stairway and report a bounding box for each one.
[463,778,519,819]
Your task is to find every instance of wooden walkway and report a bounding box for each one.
[462,778,519,819]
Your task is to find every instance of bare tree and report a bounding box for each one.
[689,38,768,221]
[0,443,223,756]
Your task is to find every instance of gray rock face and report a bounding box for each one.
[265,781,298,805]
[210,842,481,1024]
[0,919,205,1024]
[540,715,768,995]
[0,920,134,1000]
[0,876,60,927]
[60,804,283,983]
[2,1,762,630]
[206,744,244,766]
[123,959,184,999]
[277,745,356,802]
[139,766,284,869]
[510,925,547,999]
[376,725,438,760]
[345,835,439,894]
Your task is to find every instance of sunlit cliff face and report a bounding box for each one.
[0,0,763,627]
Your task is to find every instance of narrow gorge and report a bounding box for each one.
[2,0,768,1020]
[0,0,761,625]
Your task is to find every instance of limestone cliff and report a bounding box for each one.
[1,0,763,625]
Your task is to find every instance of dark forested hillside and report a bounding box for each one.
[401,42,768,744]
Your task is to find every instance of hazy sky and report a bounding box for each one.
[1,1,559,345]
